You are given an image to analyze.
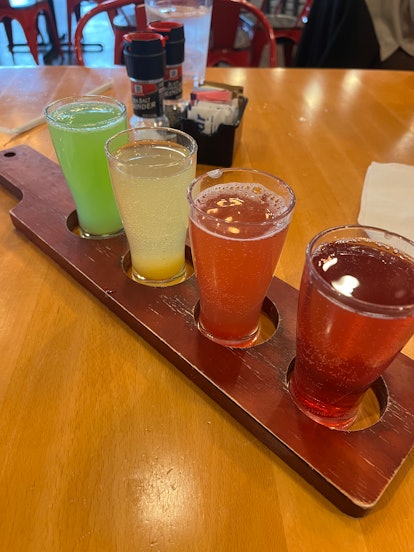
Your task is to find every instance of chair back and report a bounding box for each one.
[271,0,312,23]
[266,0,312,66]
[74,0,147,65]
[208,0,277,67]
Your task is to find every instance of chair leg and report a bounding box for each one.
[283,41,294,66]
[42,8,63,55]
[36,18,48,46]
[68,2,82,48]
[18,8,62,64]
[20,15,41,63]
[3,17,14,54]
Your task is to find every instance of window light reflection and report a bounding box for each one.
[128,460,196,526]
[387,128,414,158]
[341,71,361,95]
[303,79,324,112]
[332,275,360,297]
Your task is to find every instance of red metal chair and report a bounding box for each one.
[66,0,80,47]
[208,0,277,67]
[74,0,147,65]
[0,0,63,64]
[267,0,313,66]
[66,0,114,47]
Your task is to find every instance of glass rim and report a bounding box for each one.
[44,95,127,128]
[104,126,198,161]
[306,224,414,315]
[187,167,296,228]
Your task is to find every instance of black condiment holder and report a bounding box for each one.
[177,95,248,167]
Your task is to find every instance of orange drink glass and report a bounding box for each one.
[187,168,296,348]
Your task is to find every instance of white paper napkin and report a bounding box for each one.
[358,162,414,242]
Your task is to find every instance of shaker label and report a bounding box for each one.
[164,65,183,100]
[130,79,165,118]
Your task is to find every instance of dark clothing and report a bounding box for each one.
[294,0,381,68]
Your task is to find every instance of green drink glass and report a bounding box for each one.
[45,95,127,239]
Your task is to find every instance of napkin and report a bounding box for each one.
[358,161,414,241]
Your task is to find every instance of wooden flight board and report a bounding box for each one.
[1,145,414,517]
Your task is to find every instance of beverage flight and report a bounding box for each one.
[45,93,414,432]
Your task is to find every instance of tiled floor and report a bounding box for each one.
[0,1,115,67]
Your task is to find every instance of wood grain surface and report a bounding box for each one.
[1,66,413,551]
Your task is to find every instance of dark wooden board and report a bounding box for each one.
[1,145,414,517]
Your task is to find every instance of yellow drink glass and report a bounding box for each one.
[105,127,197,286]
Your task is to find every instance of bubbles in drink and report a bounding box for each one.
[193,183,290,238]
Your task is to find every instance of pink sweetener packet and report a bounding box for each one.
[190,87,233,104]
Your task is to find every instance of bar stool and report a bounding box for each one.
[208,0,277,67]
[265,0,313,67]
[0,0,63,64]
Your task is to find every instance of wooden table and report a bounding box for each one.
[1,66,413,551]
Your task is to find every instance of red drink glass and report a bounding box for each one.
[187,168,295,348]
[289,225,414,429]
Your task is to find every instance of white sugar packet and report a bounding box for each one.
[358,162,414,241]
[187,99,238,135]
